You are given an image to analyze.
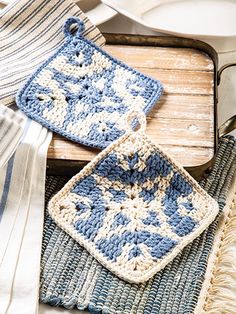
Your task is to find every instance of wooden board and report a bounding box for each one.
[48,44,215,169]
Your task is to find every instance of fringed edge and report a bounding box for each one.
[194,172,236,314]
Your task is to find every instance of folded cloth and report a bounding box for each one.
[6,130,52,314]
[40,135,236,313]
[0,118,52,314]
[0,0,105,107]
[0,10,104,313]
[0,105,25,169]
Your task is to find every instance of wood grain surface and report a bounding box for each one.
[48,44,215,168]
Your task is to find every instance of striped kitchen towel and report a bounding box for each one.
[0,0,105,107]
[0,9,104,313]
[0,117,52,314]
[40,135,236,314]
[0,105,25,169]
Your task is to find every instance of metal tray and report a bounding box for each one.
[47,34,236,180]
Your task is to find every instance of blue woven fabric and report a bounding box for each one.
[16,17,163,149]
[47,125,218,283]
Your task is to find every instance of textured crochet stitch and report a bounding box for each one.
[48,111,219,283]
[16,17,163,149]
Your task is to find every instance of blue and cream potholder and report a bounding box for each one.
[48,111,219,283]
[16,17,163,149]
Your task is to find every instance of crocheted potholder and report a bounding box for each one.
[16,17,163,149]
[48,111,219,283]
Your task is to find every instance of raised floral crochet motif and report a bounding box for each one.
[48,112,219,283]
[16,17,163,149]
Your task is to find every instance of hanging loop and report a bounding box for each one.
[63,17,85,39]
[126,110,147,133]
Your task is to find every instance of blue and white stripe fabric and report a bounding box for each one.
[0,117,52,314]
[0,0,105,106]
[0,105,25,169]
[0,1,105,312]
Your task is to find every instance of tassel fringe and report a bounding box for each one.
[195,173,236,314]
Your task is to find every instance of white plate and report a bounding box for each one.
[0,0,117,26]
[77,0,117,25]
[102,0,236,52]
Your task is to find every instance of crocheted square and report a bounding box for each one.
[48,111,219,283]
[16,17,163,149]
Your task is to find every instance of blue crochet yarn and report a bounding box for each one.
[16,17,163,149]
[48,126,219,283]
[71,151,195,258]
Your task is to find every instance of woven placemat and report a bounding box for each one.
[40,135,236,313]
